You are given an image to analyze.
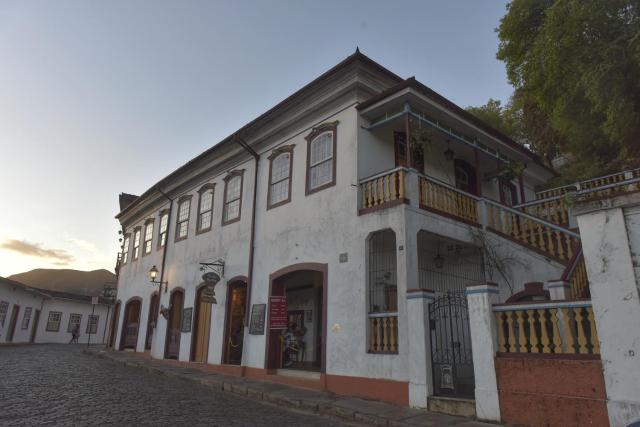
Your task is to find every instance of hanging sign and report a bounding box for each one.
[268,296,288,330]
[200,284,217,304]
[249,303,266,335]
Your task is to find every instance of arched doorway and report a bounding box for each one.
[454,159,478,196]
[120,298,141,351]
[191,285,213,363]
[145,292,159,350]
[266,264,327,374]
[108,301,121,348]
[165,289,184,360]
[222,279,247,365]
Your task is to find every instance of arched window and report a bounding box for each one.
[454,159,478,195]
[268,146,293,208]
[223,171,244,225]
[306,122,338,194]
[175,196,192,241]
[367,229,399,354]
[197,184,215,233]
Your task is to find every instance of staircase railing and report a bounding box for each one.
[536,167,640,200]
[561,245,589,299]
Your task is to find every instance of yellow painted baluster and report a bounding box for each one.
[538,309,550,353]
[495,312,506,352]
[556,230,565,260]
[398,170,405,200]
[574,308,588,354]
[378,177,384,205]
[527,310,539,353]
[561,307,576,354]
[506,311,516,352]
[368,318,374,352]
[384,174,390,203]
[366,181,373,208]
[516,311,527,352]
[587,307,600,354]
[538,223,547,252]
[550,308,562,353]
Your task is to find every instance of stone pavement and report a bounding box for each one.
[85,347,500,427]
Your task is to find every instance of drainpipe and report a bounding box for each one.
[235,135,259,327]
[155,188,173,353]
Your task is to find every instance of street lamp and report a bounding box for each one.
[149,265,168,293]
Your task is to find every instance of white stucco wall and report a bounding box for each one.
[0,285,46,343]
[37,299,111,345]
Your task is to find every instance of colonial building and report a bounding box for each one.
[0,276,113,345]
[112,50,640,426]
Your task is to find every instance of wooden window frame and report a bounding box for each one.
[267,145,294,210]
[21,307,32,330]
[305,121,338,195]
[46,311,62,332]
[157,209,169,250]
[132,226,142,261]
[222,170,244,226]
[499,178,519,206]
[0,301,8,326]
[67,313,82,333]
[196,183,216,234]
[121,234,130,265]
[143,218,154,256]
[174,195,193,242]
[86,314,99,334]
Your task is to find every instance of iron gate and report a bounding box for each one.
[429,291,475,398]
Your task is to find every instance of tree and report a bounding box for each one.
[494,0,640,180]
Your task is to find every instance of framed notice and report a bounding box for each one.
[268,296,288,330]
[249,304,266,335]
[181,307,193,333]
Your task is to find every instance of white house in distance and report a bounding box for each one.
[0,276,113,345]
[111,50,640,426]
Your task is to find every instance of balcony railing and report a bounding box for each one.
[359,167,407,213]
[536,167,640,200]
[418,175,478,223]
[368,312,399,354]
[562,246,589,299]
[493,300,599,355]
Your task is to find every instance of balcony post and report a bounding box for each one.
[465,282,501,422]
[406,289,435,408]
[544,280,571,300]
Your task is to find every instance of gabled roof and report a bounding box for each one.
[116,48,403,220]
[0,276,112,304]
[357,77,554,174]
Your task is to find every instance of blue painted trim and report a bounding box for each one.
[465,288,499,296]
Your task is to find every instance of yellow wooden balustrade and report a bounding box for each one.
[418,176,479,223]
[368,314,399,353]
[567,255,589,299]
[494,304,599,355]
[486,202,578,262]
[360,169,406,210]
[536,168,640,200]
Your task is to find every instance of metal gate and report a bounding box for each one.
[429,291,475,398]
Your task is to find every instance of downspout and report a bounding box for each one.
[155,188,173,355]
[235,135,259,327]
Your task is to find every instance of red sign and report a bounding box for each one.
[269,296,288,329]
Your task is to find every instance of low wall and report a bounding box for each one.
[496,353,609,427]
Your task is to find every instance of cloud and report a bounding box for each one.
[0,239,75,264]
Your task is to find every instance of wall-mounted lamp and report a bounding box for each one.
[444,147,455,162]
[149,265,169,293]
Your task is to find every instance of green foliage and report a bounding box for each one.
[492,0,640,180]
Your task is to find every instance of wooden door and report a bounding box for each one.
[145,293,159,350]
[121,300,141,349]
[165,291,183,359]
[192,287,212,363]
[7,305,19,342]
[30,310,40,343]
[223,283,247,365]
[109,303,120,348]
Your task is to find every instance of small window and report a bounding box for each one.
[0,301,8,326]
[158,211,169,249]
[68,313,82,333]
[175,197,191,241]
[197,184,215,233]
[46,311,62,332]
[86,315,99,334]
[268,147,293,208]
[223,172,243,225]
[143,220,154,255]
[306,122,338,194]
[21,307,32,329]
[121,234,130,264]
[132,227,141,260]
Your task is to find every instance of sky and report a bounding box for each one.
[0,0,512,277]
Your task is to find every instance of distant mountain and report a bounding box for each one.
[7,268,116,296]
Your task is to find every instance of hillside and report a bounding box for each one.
[7,268,116,296]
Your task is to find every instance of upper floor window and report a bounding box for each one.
[223,171,243,225]
[197,184,215,233]
[268,146,294,208]
[121,234,130,264]
[306,122,338,194]
[143,219,154,255]
[175,196,192,241]
[132,227,141,260]
[46,311,62,332]
[158,210,169,249]
[21,307,32,329]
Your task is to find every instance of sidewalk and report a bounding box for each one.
[84,348,499,426]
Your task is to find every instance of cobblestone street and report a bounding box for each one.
[0,344,351,426]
